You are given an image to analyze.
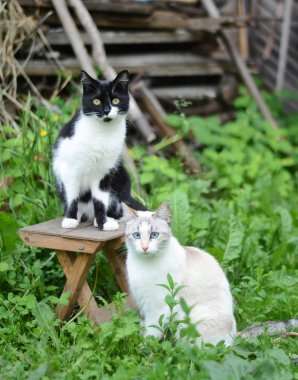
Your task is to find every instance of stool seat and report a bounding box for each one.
[19,218,131,326]
[20,217,125,254]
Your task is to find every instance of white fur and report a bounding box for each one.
[126,232,236,346]
[62,217,79,229]
[103,217,119,231]
[53,111,126,227]
[94,216,119,231]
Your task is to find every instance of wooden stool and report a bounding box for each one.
[19,217,130,325]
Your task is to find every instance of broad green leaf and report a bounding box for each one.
[167,190,190,245]
[165,114,183,128]
[0,262,9,272]
[0,212,19,261]
[223,217,244,265]
[140,172,154,185]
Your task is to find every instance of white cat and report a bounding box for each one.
[122,202,237,346]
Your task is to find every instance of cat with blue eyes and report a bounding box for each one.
[52,70,145,231]
[122,202,237,346]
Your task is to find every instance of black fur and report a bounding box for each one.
[100,163,147,216]
[93,199,106,230]
[67,162,146,218]
[66,198,78,219]
[81,70,129,121]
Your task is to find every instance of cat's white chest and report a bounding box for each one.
[126,240,186,317]
[53,114,126,184]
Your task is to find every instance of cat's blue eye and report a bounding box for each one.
[150,232,159,239]
[132,232,141,239]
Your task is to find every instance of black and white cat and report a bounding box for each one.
[52,70,145,231]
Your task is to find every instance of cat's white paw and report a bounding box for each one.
[93,218,98,227]
[103,217,119,231]
[62,218,79,229]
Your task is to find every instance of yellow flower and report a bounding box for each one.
[53,114,59,122]
[40,129,47,137]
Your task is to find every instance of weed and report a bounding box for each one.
[0,86,298,378]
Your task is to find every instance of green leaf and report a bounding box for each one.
[31,301,58,345]
[180,298,192,315]
[0,212,19,261]
[140,172,154,185]
[165,114,183,128]
[26,294,37,309]
[223,217,244,265]
[165,295,176,309]
[27,363,48,380]
[276,208,292,242]
[1,149,11,162]
[167,274,175,290]
[0,262,9,272]
[167,190,190,245]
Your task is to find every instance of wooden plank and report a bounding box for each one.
[63,222,125,242]
[237,0,249,59]
[19,217,125,242]
[19,217,88,236]
[56,250,104,325]
[19,231,103,254]
[19,0,154,15]
[45,29,208,46]
[55,252,94,321]
[152,85,218,100]
[103,238,128,293]
[21,57,225,77]
[253,43,298,85]
[253,28,298,66]
[19,6,226,31]
[109,52,220,67]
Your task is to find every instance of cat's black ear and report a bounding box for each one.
[80,70,98,93]
[112,70,129,93]
[121,202,137,222]
[154,203,171,224]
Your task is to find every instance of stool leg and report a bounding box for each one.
[55,251,94,321]
[56,250,104,325]
[103,237,129,293]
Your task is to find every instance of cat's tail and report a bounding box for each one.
[123,196,147,211]
[238,318,298,338]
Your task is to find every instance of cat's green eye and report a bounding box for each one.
[150,232,159,239]
[93,99,101,105]
[112,98,120,105]
[132,232,141,239]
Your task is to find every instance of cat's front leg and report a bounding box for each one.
[143,308,171,340]
[61,182,80,228]
[92,186,119,231]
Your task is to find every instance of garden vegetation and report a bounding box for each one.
[0,85,297,379]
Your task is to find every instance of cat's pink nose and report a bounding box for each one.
[142,246,148,252]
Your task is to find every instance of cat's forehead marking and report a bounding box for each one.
[139,220,151,235]
[136,211,153,219]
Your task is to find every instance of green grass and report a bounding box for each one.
[0,86,298,379]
